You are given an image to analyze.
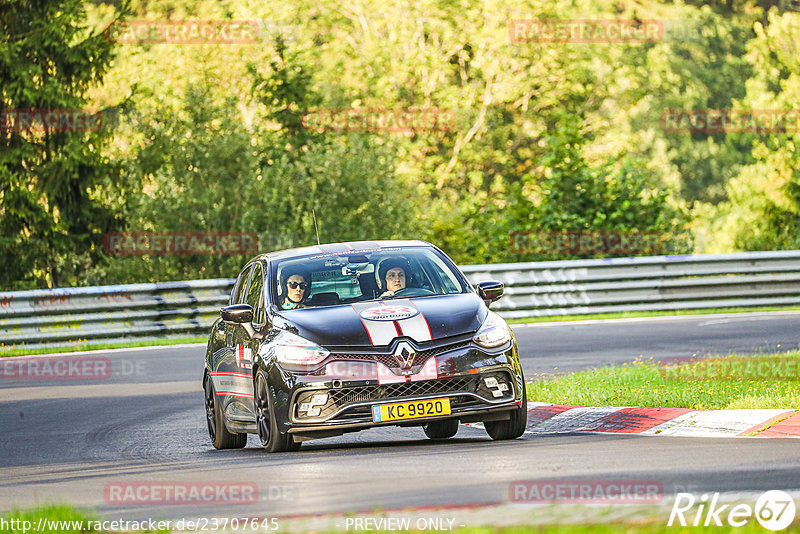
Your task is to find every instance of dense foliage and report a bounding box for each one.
[0,0,126,288]
[2,0,799,288]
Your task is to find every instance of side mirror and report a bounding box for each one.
[476,280,504,307]
[221,304,254,324]
[221,304,262,339]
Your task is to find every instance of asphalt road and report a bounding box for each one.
[1,311,799,523]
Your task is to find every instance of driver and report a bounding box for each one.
[280,267,311,309]
[379,258,408,298]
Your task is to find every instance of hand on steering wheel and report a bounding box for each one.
[380,288,435,298]
[379,288,412,298]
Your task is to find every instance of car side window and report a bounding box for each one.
[245,263,265,324]
[231,265,253,305]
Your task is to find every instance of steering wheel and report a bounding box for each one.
[393,287,435,297]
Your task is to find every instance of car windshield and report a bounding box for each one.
[272,247,468,309]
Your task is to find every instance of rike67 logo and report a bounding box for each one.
[669,490,796,530]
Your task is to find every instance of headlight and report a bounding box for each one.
[473,311,512,348]
[272,331,330,369]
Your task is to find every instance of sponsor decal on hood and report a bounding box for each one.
[354,301,431,345]
[359,305,419,321]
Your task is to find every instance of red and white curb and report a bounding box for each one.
[470,402,800,438]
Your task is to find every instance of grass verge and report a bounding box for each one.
[506,305,800,324]
[527,351,800,409]
[0,336,206,358]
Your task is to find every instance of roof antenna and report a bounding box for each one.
[312,209,321,246]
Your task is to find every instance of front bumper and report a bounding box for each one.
[248,335,524,440]
[283,363,522,441]
[291,367,518,424]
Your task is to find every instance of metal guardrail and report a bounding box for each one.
[2,250,799,351]
[460,250,800,319]
[0,280,233,351]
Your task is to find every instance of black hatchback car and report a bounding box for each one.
[203,240,527,452]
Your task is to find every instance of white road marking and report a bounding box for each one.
[0,380,199,402]
[641,409,794,437]
[0,343,206,360]
[511,310,800,329]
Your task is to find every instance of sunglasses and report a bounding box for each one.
[287,281,309,290]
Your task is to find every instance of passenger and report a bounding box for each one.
[280,268,311,309]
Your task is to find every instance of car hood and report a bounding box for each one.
[277,294,487,348]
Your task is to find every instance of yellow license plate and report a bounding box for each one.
[371,398,451,422]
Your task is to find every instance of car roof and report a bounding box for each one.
[257,240,434,262]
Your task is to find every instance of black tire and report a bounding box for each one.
[255,369,300,453]
[484,377,528,440]
[205,377,247,450]
[423,419,459,439]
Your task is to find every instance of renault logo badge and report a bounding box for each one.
[392,341,416,369]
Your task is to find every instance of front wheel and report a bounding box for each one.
[205,378,247,449]
[484,378,528,440]
[255,369,300,453]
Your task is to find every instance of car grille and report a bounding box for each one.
[321,340,471,375]
[294,370,514,422]
[332,375,473,405]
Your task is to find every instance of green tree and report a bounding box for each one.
[89,86,260,284]
[0,0,128,289]
[247,40,420,250]
[696,10,800,252]
[63,0,785,285]
[431,115,689,264]
[89,40,419,284]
